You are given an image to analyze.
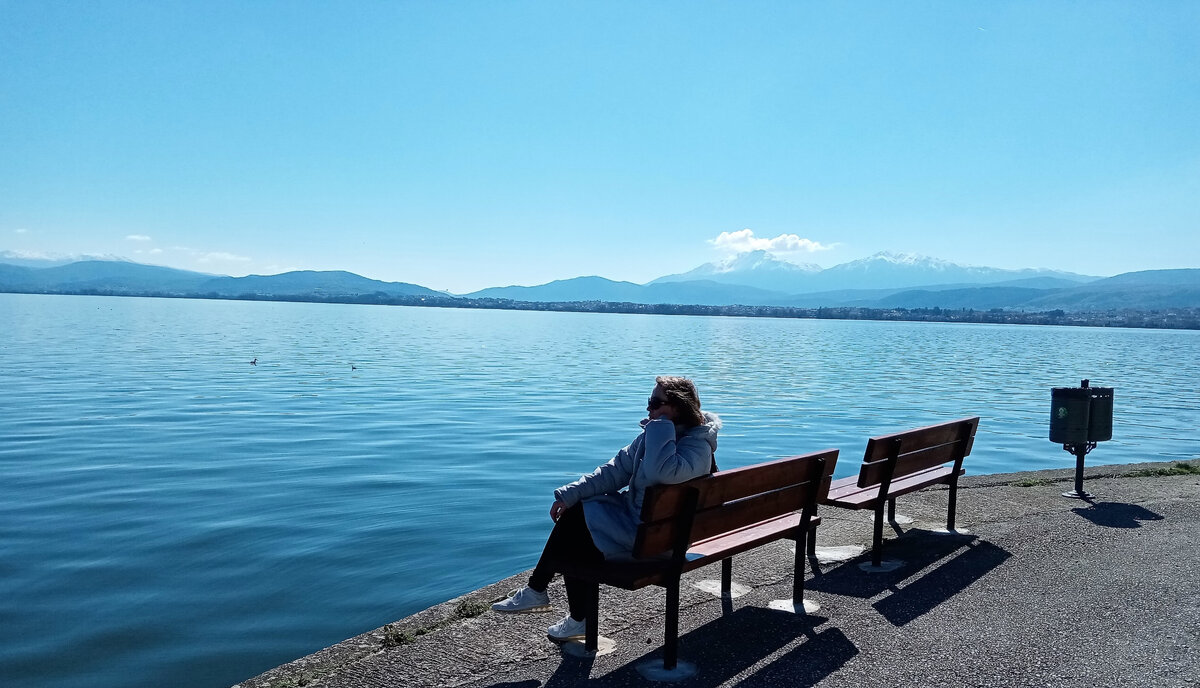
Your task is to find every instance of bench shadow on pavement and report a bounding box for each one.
[1072,501,1164,529]
[540,607,856,688]
[808,530,1011,627]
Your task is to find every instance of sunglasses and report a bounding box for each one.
[647,395,669,410]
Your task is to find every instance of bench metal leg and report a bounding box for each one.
[947,482,958,531]
[664,580,680,671]
[636,579,698,680]
[887,497,896,522]
[767,531,821,615]
[721,558,732,597]
[872,503,885,567]
[792,530,806,605]
[585,583,599,653]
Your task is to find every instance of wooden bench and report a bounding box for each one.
[548,448,838,675]
[818,416,980,568]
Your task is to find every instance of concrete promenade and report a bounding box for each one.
[237,459,1200,688]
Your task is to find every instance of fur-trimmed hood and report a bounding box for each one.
[680,410,721,454]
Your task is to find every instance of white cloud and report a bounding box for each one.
[14,228,29,234]
[197,251,251,263]
[709,229,835,255]
[126,234,152,241]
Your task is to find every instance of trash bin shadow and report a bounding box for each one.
[807,528,978,599]
[872,539,1011,626]
[1072,502,1164,529]
[585,606,851,687]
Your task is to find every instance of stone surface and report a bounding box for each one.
[235,459,1200,688]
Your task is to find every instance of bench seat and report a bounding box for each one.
[825,466,963,508]
[558,514,825,590]
[685,513,820,567]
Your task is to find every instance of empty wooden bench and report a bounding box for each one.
[818,417,980,568]
[548,448,838,675]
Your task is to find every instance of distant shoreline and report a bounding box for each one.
[4,288,1198,330]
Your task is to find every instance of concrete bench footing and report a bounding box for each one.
[561,635,616,657]
[768,598,820,614]
[797,544,865,563]
[636,658,698,682]
[858,559,903,573]
[692,579,750,598]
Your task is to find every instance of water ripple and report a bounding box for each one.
[1,294,1197,688]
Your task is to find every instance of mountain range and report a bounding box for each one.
[0,257,439,299]
[647,250,1094,293]
[2,250,1197,312]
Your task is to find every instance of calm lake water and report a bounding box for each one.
[1,293,1197,688]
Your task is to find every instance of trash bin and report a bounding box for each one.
[1087,387,1114,442]
[1050,383,1114,445]
[1049,380,1114,499]
[1050,387,1091,445]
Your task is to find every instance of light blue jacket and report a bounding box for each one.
[554,411,721,558]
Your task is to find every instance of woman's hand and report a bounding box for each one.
[549,500,567,522]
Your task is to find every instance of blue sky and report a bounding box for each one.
[2,2,1197,293]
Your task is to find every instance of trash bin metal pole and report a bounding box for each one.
[1061,441,1096,499]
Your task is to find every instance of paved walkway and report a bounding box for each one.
[238,460,1200,688]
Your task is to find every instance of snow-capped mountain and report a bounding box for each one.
[656,251,1097,294]
[812,252,1094,291]
[650,250,823,292]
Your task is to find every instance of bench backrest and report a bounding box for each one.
[633,449,839,559]
[857,416,980,488]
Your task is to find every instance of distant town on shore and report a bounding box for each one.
[3,252,1198,330]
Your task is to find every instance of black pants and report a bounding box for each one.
[528,503,604,620]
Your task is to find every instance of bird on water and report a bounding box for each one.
[250,358,257,366]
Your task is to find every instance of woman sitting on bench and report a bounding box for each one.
[492,375,721,642]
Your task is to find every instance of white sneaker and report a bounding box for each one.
[546,614,587,642]
[491,586,551,613]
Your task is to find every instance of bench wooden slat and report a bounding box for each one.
[692,450,837,508]
[640,482,702,526]
[688,481,818,543]
[859,440,961,487]
[862,416,979,461]
[858,417,979,487]
[826,465,961,508]
[684,513,820,567]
